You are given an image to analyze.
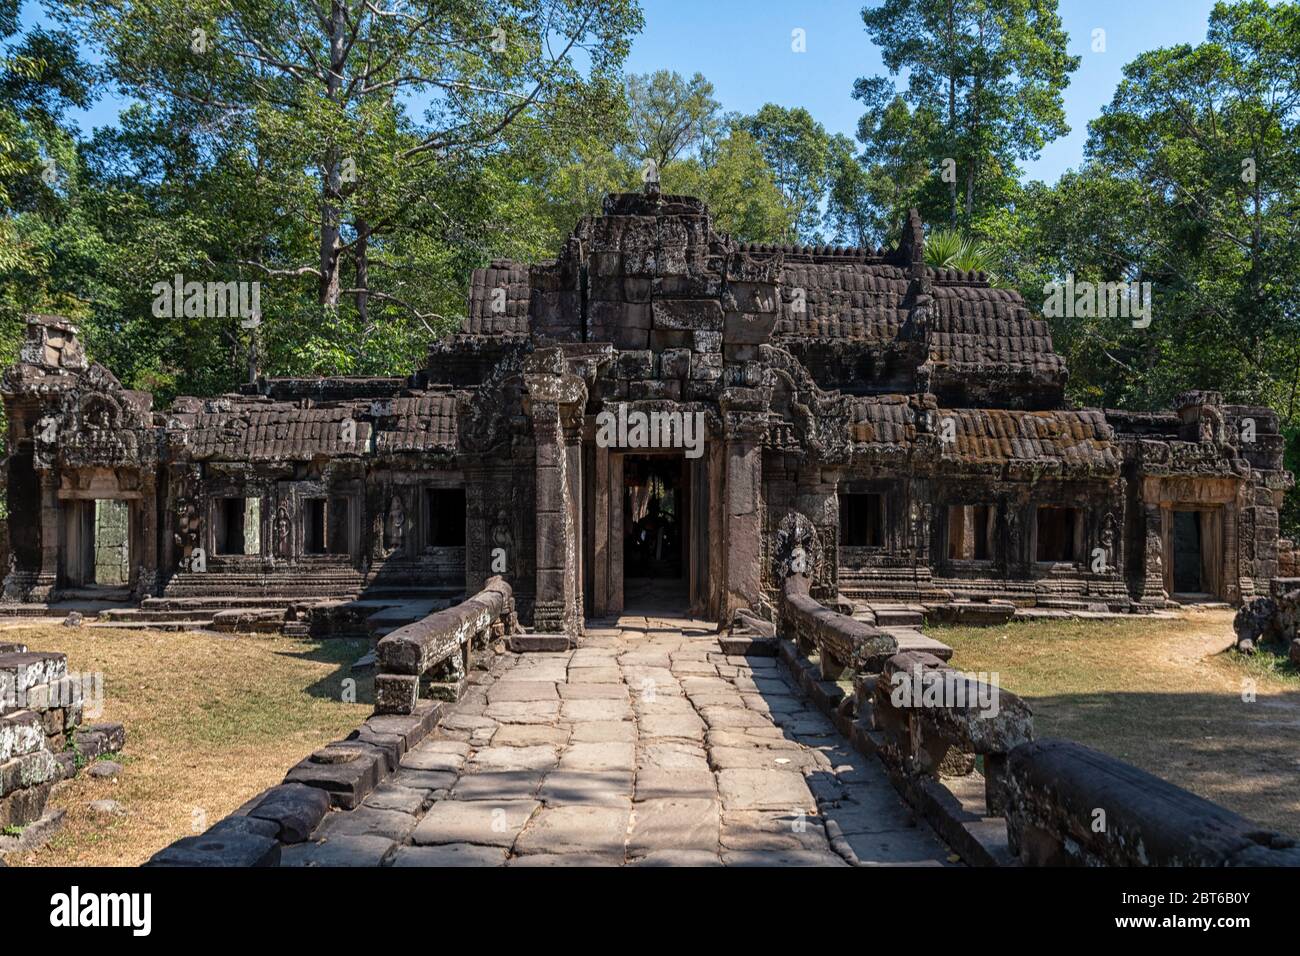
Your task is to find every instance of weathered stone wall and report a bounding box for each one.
[0,638,126,840]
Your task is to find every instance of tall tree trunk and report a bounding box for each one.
[946,1,958,226]
[355,219,370,324]
[319,0,346,306]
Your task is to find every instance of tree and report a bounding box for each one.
[55,0,642,316]
[856,0,1079,230]
[742,104,832,242]
[1018,0,1300,532]
[624,69,722,174]
[662,127,793,242]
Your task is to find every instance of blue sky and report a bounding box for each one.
[24,0,1226,185]
[625,0,1224,183]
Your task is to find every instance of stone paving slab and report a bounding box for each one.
[283,613,957,867]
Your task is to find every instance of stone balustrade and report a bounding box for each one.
[780,576,896,680]
[868,651,1032,818]
[1004,738,1300,866]
[771,584,1299,868]
[374,576,517,715]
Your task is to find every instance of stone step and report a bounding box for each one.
[143,594,346,611]
[101,607,231,622]
[869,605,926,626]
[925,601,1017,626]
[89,619,215,632]
[884,628,954,662]
[211,609,289,633]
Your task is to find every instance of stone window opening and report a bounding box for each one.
[840,493,885,548]
[214,497,260,555]
[1035,506,1082,564]
[302,497,351,555]
[425,488,466,547]
[947,504,995,562]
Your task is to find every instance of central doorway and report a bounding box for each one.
[1172,510,1202,593]
[622,454,688,610]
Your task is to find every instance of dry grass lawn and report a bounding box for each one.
[1,623,371,867]
[932,608,1300,838]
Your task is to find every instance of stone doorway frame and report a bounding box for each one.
[588,443,719,620]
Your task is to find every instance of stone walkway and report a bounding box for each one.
[283,613,957,867]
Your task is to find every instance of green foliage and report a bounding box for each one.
[855,0,1079,234]
[742,104,833,243]
[924,227,1001,280]
[624,70,723,172]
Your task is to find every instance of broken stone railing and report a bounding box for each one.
[855,650,1032,863]
[780,575,897,679]
[1234,578,1300,664]
[869,651,1032,818]
[1004,739,1300,866]
[148,579,519,865]
[374,576,517,715]
[771,579,1300,867]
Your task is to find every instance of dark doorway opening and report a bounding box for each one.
[425,488,466,546]
[840,492,884,547]
[215,497,259,555]
[1172,510,1202,593]
[623,455,688,608]
[1036,506,1080,563]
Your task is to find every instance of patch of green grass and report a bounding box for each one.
[1226,648,1300,686]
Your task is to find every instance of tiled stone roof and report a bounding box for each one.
[925,286,1065,376]
[464,260,531,336]
[171,392,462,461]
[938,408,1118,470]
[775,262,911,342]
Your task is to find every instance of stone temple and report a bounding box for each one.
[2,187,1294,637]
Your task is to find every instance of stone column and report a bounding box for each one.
[524,362,587,639]
[461,459,490,595]
[135,473,159,599]
[563,406,584,628]
[593,442,610,617]
[721,388,768,621]
[1133,502,1168,607]
[32,469,60,600]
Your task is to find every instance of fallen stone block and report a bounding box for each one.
[0,749,60,797]
[0,710,45,762]
[0,652,67,705]
[374,674,418,715]
[85,722,126,752]
[145,829,281,867]
[247,784,332,844]
[284,746,385,810]
[73,729,107,762]
[0,780,54,828]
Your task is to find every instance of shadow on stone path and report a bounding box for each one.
[282,614,958,867]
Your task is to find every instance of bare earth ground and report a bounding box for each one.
[0,624,371,867]
[932,608,1300,839]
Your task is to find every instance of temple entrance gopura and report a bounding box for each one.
[2,185,1293,637]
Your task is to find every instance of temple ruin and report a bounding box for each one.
[3,186,1294,636]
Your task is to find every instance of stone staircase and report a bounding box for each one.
[90,569,368,633]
